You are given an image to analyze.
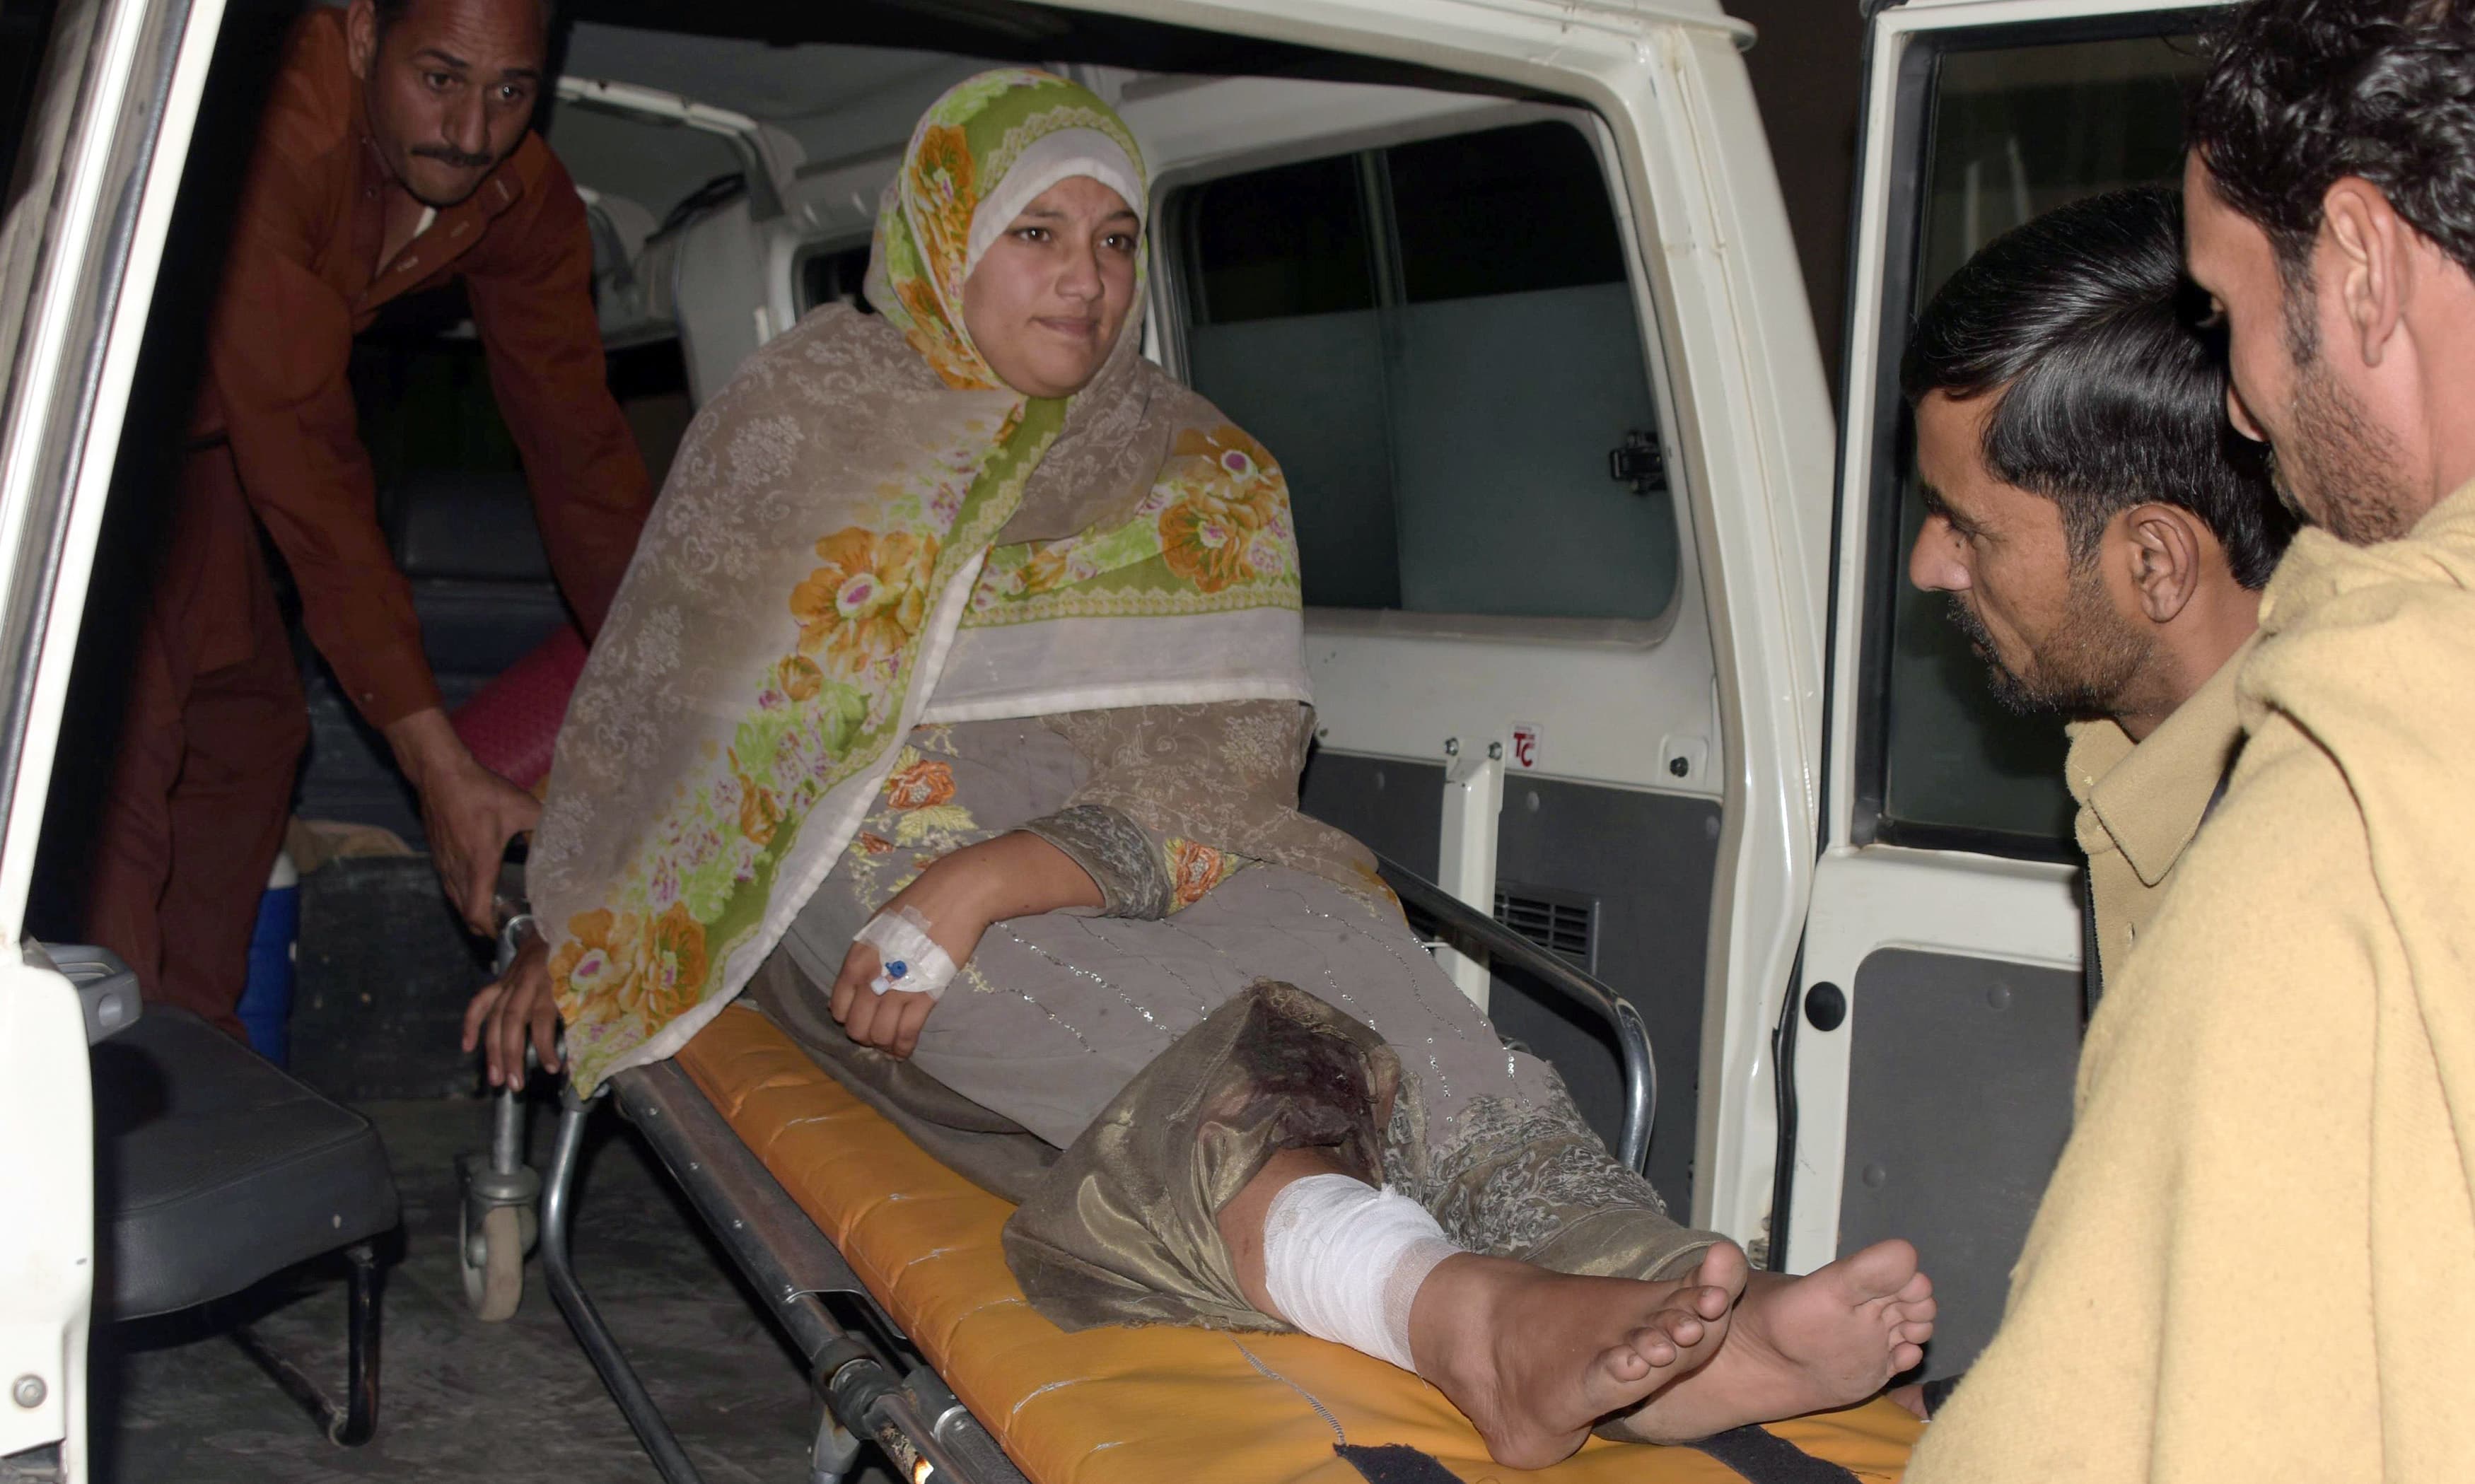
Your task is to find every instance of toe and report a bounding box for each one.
[1885,1296,1935,1334]
[1605,1343,1657,1383]
[1890,1341,1923,1373]
[1845,1239,1921,1297]
[1894,1319,1934,1346]
[1582,1335,1668,1415]
[1657,1311,1706,1350]
[1694,1241,1752,1300]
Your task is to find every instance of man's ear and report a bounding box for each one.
[346,0,380,80]
[2322,177,2409,370]
[2121,503,2204,626]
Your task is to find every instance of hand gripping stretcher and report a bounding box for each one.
[459,860,1922,1483]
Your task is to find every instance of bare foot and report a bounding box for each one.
[1407,1242,1748,1468]
[1607,1238,1935,1444]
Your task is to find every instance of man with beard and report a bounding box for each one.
[85,0,652,1035]
[1906,1,2475,1479]
[1903,184,2289,1004]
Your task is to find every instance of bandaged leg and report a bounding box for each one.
[1007,983,1754,1468]
[1242,1157,1747,1470]
[1259,1172,1462,1371]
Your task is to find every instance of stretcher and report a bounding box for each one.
[462,863,1923,1483]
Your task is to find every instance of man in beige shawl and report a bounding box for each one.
[1906,1,2475,1477]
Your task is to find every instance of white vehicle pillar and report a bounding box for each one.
[1434,737,1505,1010]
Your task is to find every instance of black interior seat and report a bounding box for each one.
[93,1006,397,1319]
[91,998,398,1444]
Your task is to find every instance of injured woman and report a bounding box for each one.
[464,69,1933,1470]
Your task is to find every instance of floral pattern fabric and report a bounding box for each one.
[1042,703,1385,903]
[797,701,1373,947]
[969,425,1299,623]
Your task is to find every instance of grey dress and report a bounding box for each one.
[749,701,1718,1336]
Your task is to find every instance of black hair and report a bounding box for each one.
[370,0,554,40]
[1901,185,2292,589]
[2189,0,2475,290]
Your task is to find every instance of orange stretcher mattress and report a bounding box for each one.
[677,1006,1922,1484]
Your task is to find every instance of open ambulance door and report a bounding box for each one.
[0,0,226,1478]
[1785,0,2217,1384]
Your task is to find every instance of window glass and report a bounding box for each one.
[1177,119,1675,621]
[1189,155,1373,325]
[0,4,54,179]
[1875,33,2205,848]
[1385,122,1627,303]
[1184,153,1397,607]
[1382,122,1673,621]
[798,242,873,317]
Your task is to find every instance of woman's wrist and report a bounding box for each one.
[919,831,1102,924]
[919,837,1012,925]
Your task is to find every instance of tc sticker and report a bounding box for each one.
[1508,723,1540,771]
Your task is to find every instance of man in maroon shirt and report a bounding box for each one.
[86,0,653,1033]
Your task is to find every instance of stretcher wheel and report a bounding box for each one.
[461,1202,526,1321]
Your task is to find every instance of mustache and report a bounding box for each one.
[1938,594,2035,713]
[411,144,495,169]
[1941,594,1996,659]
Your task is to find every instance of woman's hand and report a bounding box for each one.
[462,935,561,1088]
[831,831,1103,1058]
[829,856,998,1058]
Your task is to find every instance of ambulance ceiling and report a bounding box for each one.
[545,0,1520,223]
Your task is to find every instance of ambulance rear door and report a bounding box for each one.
[1788,0,2216,1383]
[0,0,228,1478]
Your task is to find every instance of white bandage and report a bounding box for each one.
[854,906,959,1000]
[1259,1173,1462,1373]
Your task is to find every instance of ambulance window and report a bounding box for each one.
[1865,29,2205,852]
[1176,119,1677,623]
[0,1,57,209]
[1184,154,1397,608]
[796,242,873,317]
[1191,154,1373,323]
[1387,123,1628,303]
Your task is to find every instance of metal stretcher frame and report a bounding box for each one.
[531,856,1664,1484]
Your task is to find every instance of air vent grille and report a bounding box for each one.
[1494,888,1593,968]
[1399,880,1597,973]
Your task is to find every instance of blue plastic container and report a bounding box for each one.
[238,851,299,1065]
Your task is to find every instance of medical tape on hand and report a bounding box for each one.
[1259,1172,1462,1373]
[854,906,958,1000]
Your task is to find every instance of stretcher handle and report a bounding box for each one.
[1374,851,1658,1174]
[491,895,536,974]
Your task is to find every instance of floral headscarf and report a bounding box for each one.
[530,71,1317,1094]
[867,69,1146,391]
